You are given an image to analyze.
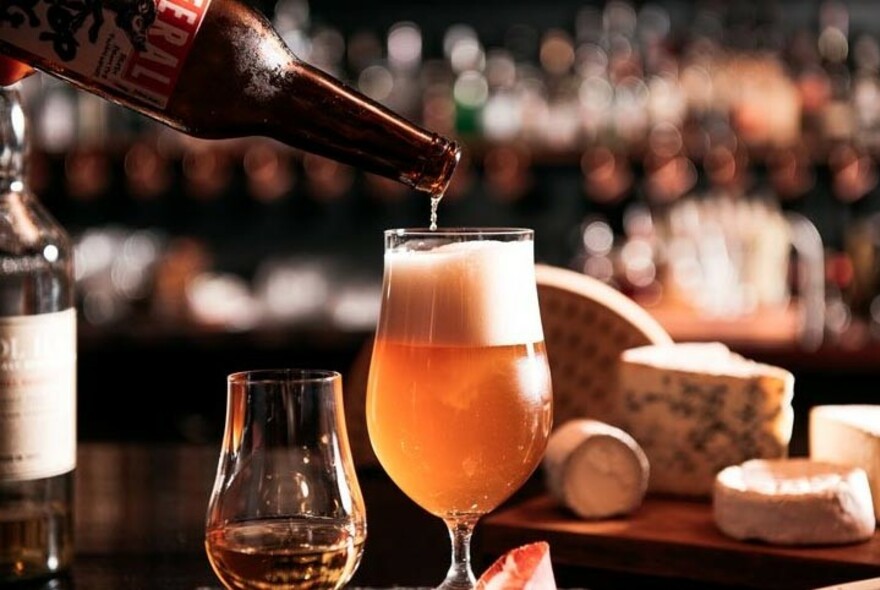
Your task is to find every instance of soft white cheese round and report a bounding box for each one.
[713,458,876,545]
[543,419,649,519]
[810,404,880,522]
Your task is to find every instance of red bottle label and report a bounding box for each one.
[0,0,213,109]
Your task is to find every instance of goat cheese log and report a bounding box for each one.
[543,419,649,519]
[617,342,795,497]
[714,459,876,545]
[810,405,880,522]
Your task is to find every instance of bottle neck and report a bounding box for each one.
[266,61,461,196]
[0,85,27,195]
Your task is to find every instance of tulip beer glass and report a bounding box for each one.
[206,369,366,590]
[366,228,553,589]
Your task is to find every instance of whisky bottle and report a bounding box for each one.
[0,0,460,195]
[0,85,76,582]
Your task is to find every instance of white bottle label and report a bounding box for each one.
[0,0,212,109]
[0,308,76,481]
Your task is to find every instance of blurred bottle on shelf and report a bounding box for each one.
[384,22,424,123]
[4,0,880,349]
[0,85,76,583]
[444,24,488,139]
[580,145,635,231]
[123,135,174,222]
[641,122,697,206]
[617,189,794,318]
[243,139,295,204]
[0,0,460,195]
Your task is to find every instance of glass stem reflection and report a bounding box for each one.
[441,516,479,589]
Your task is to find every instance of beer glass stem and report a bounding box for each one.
[439,516,479,590]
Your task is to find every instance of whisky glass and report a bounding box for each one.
[205,369,366,590]
[366,228,553,589]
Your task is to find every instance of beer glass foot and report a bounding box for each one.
[437,516,479,590]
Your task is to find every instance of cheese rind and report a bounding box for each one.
[617,342,794,497]
[713,459,876,545]
[810,405,880,522]
[543,419,649,519]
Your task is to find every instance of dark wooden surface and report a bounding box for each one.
[482,494,880,590]
[18,443,452,590]
[21,443,880,590]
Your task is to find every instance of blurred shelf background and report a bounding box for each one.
[16,0,880,442]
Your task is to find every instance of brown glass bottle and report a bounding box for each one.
[0,0,460,195]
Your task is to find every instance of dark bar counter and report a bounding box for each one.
[16,443,725,590]
[71,444,218,589]
[32,325,879,590]
[33,443,450,590]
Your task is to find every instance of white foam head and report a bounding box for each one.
[378,239,544,346]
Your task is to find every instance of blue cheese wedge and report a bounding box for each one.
[714,459,876,545]
[617,342,794,497]
[810,405,880,522]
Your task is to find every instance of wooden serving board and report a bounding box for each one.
[480,495,880,590]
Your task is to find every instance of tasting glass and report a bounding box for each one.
[205,369,366,590]
[366,228,553,589]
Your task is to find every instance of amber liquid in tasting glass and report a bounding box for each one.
[206,518,364,589]
[366,228,553,589]
[205,370,366,590]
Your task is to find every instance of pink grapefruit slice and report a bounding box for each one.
[476,541,557,590]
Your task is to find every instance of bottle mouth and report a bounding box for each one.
[412,136,462,196]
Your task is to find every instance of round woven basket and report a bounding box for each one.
[534,264,672,428]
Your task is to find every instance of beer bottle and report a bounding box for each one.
[0,0,461,195]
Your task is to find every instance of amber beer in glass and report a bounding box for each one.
[366,228,553,590]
